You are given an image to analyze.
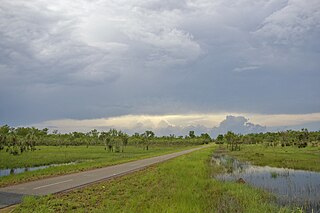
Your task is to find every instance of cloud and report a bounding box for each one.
[233,66,260,72]
[0,0,319,126]
[250,113,320,127]
[254,0,320,48]
[27,113,320,136]
[212,115,266,136]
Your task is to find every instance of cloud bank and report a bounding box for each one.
[0,0,319,128]
[31,113,320,137]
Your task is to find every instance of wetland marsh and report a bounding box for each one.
[211,154,320,212]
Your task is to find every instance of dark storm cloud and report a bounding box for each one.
[0,0,320,126]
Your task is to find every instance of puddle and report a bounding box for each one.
[0,162,77,177]
[211,154,320,212]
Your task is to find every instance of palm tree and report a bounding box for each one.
[225,131,238,151]
[25,131,37,151]
[119,132,129,152]
[141,130,154,150]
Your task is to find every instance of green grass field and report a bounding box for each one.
[225,144,320,171]
[14,146,291,213]
[0,145,197,187]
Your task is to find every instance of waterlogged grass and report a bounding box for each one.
[0,145,197,187]
[226,144,320,171]
[14,146,289,213]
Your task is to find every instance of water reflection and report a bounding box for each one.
[0,162,77,177]
[211,154,320,212]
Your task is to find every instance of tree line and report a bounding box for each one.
[216,128,320,151]
[1,124,319,155]
[0,125,211,155]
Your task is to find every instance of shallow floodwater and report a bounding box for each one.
[211,154,320,212]
[0,162,77,177]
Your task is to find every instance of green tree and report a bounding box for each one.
[189,131,195,138]
[25,130,37,151]
[119,132,129,152]
[6,134,20,155]
[141,130,154,150]
[224,131,240,151]
[0,125,10,150]
[200,133,211,144]
[297,128,308,148]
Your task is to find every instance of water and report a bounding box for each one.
[211,154,320,212]
[0,162,77,177]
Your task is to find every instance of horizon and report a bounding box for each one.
[1,0,319,135]
[3,114,320,138]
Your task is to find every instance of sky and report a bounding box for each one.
[0,0,320,136]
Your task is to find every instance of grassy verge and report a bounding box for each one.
[14,146,288,213]
[0,145,197,187]
[225,144,320,171]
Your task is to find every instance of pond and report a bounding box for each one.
[211,154,320,212]
[0,162,77,177]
